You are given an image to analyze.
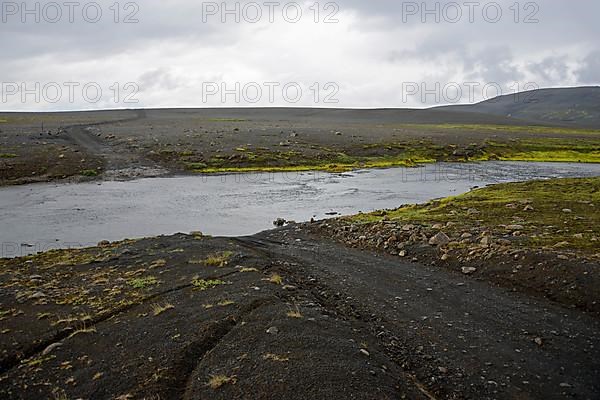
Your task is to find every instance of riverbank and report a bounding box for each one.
[2,108,600,186]
[310,177,600,313]
[1,177,599,399]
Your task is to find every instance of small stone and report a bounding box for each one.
[273,218,286,227]
[441,254,449,261]
[462,267,477,275]
[524,205,534,211]
[399,250,407,257]
[506,225,524,231]
[98,240,110,247]
[562,209,572,213]
[429,232,450,246]
[360,349,370,357]
[438,366,448,374]
[402,224,415,231]
[461,233,473,239]
[480,236,492,246]
[559,383,572,388]
[266,327,279,335]
[29,291,46,300]
[534,337,543,346]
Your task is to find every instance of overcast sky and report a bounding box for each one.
[1,0,599,110]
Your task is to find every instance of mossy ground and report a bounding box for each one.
[180,124,600,174]
[351,177,600,253]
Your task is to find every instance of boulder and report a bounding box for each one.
[429,232,450,246]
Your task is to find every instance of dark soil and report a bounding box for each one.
[1,227,599,399]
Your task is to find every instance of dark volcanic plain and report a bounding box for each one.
[2,104,600,185]
[0,225,599,400]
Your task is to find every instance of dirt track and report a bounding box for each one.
[1,226,598,399]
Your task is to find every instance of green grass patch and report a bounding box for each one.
[191,278,226,290]
[128,276,159,289]
[0,153,18,158]
[80,169,99,177]
[398,123,600,135]
[351,177,600,252]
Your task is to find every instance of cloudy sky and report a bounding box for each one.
[1,0,599,110]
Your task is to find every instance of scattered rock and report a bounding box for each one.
[29,291,46,300]
[399,250,407,257]
[562,209,572,213]
[534,337,543,346]
[266,327,279,335]
[462,267,477,275]
[359,349,370,357]
[429,232,450,246]
[480,236,492,246]
[98,240,110,247]
[461,233,473,239]
[438,366,448,374]
[506,225,524,231]
[524,205,534,211]
[273,218,286,227]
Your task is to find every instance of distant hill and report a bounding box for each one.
[437,87,600,128]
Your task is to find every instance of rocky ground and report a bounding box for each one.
[308,177,600,314]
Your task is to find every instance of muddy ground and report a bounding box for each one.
[2,108,600,185]
[1,224,599,399]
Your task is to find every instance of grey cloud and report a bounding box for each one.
[576,51,600,84]
[1,0,599,109]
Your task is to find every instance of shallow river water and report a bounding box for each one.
[1,161,600,257]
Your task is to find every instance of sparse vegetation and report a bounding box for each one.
[286,306,303,319]
[191,278,226,290]
[151,303,175,316]
[207,374,237,389]
[263,353,290,362]
[0,153,18,158]
[68,325,97,339]
[217,300,235,306]
[128,276,159,289]
[80,169,99,177]
[239,267,259,272]
[269,273,283,285]
[202,251,234,267]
